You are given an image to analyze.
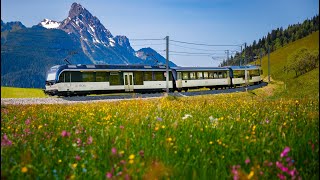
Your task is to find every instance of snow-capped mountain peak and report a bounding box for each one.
[39,19,61,29]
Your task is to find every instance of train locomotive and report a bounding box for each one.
[44,64,263,96]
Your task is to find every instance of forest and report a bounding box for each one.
[220,15,319,66]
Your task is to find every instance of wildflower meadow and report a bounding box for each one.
[1,91,319,179]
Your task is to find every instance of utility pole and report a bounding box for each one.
[259,48,262,67]
[240,45,242,66]
[244,43,248,87]
[165,36,169,94]
[268,44,270,82]
[225,50,229,66]
[244,43,247,65]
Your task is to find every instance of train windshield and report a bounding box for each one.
[46,66,59,81]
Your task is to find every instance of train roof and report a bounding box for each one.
[49,64,170,71]
[225,65,261,70]
[171,66,229,71]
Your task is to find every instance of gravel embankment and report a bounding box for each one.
[1,82,267,105]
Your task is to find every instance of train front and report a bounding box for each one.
[44,65,61,96]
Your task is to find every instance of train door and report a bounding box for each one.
[123,72,134,92]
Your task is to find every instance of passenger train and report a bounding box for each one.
[44,64,263,96]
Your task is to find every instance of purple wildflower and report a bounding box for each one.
[61,130,70,137]
[87,136,93,145]
[111,147,117,155]
[25,119,31,125]
[245,158,250,164]
[1,134,12,146]
[106,172,112,179]
[280,147,290,158]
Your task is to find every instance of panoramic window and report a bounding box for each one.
[209,72,214,79]
[190,72,196,80]
[109,72,121,85]
[96,72,109,82]
[233,70,245,78]
[182,72,189,80]
[213,72,218,79]
[203,72,208,79]
[71,72,82,82]
[197,72,203,79]
[144,71,152,81]
[177,72,182,80]
[134,71,143,85]
[82,72,95,82]
[154,71,165,81]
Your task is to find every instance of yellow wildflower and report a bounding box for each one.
[247,170,254,179]
[129,154,135,160]
[72,163,77,169]
[21,167,28,173]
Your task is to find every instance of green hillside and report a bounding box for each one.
[255,31,319,98]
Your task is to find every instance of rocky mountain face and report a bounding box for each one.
[1,3,176,88]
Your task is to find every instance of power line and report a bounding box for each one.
[129,38,165,41]
[170,39,242,47]
[169,50,216,55]
[131,43,166,46]
[171,43,238,52]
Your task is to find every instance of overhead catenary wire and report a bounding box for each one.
[170,43,240,52]
[170,39,242,47]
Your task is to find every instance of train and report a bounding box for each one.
[44,64,263,96]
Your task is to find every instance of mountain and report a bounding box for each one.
[57,3,174,66]
[1,3,176,88]
[1,22,92,88]
[1,20,26,44]
[136,47,176,67]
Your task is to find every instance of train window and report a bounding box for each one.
[96,72,109,82]
[144,71,152,81]
[249,70,260,76]
[233,70,245,78]
[134,72,143,85]
[71,72,82,82]
[182,72,189,80]
[222,72,227,78]
[203,72,208,79]
[65,72,71,82]
[197,72,203,79]
[83,72,95,82]
[110,72,121,85]
[218,72,223,78]
[209,72,214,79]
[214,72,218,79]
[154,71,165,81]
[190,72,196,80]
[177,72,182,80]
[59,72,65,82]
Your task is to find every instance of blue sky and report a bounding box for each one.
[1,0,319,66]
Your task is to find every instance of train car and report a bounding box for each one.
[44,64,174,96]
[228,65,262,87]
[171,67,231,92]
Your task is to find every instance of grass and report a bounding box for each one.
[1,89,319,179]
[1,31,319,179]
[1,86,47,98]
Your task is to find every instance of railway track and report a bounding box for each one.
[1,82,267,105]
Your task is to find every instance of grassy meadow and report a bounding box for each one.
[1,86,47,98]
[1,32,319,179]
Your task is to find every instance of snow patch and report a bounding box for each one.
[89,24,95,33]
[40,18,60,29]
[109,38,115,47]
